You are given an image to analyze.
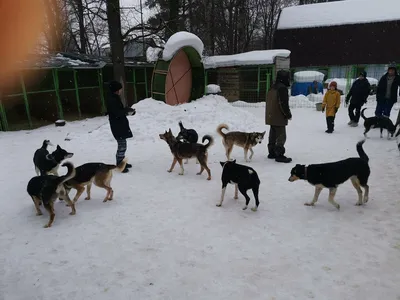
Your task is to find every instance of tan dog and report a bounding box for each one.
[159,129,214,180]
[216,124,265,162]
[63,159,127,204]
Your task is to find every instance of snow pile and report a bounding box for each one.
[289,95,315,107]
[294,71,325,83]
[95,95,265,143]
[325,77,378,94]
[146,47,162,63]
[307,93,324,103]
[203,50,290,69]
[278,0,400,29]
[206,84,221,94]
[162,31,204,61]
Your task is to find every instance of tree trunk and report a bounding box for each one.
[167,0,179,39]
[74,0,86,54]
[106,0,127,105]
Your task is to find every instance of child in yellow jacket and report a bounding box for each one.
[322,81,341,133]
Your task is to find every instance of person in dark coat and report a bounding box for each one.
[265,70,293,163]
[375,64,400,118]
[106,80,135,173]
[345,71,371,127]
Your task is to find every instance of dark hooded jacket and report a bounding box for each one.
[376,66,400,104]
[265,70,292,126]
[346,74,371,106]
[106,81,133,140]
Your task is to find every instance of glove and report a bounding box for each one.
[321,107,325,113]
[335,107,338,113]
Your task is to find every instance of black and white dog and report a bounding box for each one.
[361,108,396,139]
[288,139,370,210]
[176,121,199,164]
[216,160,260,211]
[33,142,74,176]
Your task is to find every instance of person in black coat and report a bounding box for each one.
[106,80,135,173]
[345,71,370,127]
[375,64,400,118]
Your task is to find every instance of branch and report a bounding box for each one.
[122,22,165,40]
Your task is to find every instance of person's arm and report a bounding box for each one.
[346,83,353,103]
[321,93,328,112]
[335,92,341,112]
[107,96,126,118]
[278,87,292,119]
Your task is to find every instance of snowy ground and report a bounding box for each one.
[1,96,400,300]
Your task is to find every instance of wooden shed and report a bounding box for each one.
[274,0,400,68]
[203,50,290,103]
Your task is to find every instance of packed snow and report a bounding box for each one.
[277,0,400,29]
[203,50,291,69]
[1,95,400,299]
[206,84,221,94]
[162,31,204,61]
[294,71,325,83]
[146,46,162,63]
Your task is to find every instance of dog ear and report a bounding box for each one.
[232,159,236,164]
[219,162,225,167]
[262,131,266,136]
[57,145,61,149]
[168,128,172,133]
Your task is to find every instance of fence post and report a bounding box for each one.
[97,69,106,113]
[204,70,208,95]
[257,66,261,98]
[73,70,82,118]
[144,67,149,98]
[20,74,33,129]
[266,72,271,96]
[132,68,138,103]
[52,68,64,120]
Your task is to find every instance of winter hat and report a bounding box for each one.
[276,70,290,87]
[329,81,337,89]
[109,80,123,93]
[388,63,397,72]
[359,71,367,78]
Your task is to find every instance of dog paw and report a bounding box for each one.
[336,205,340,210]
[84,197,90,200]
[216,204,222,207]
[206,177,211,180]
[43,224,51,228]
[355,202,363,206]
[178,173,184,176]
[167,170,172,173]
[196,172,201,175]
[69,211,76,215]
[234,196,238,200]
[251,207,258,212]
[242,206,248,210]
[36,212,43,216]
[304,202,314,206]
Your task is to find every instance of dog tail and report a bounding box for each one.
[115,158,128,172]
[178,121,184,130]
[356,139,369,162]
[216,123,229,137]
[202,135,214,149]
[56,162,76,185]
[361,108,367,120]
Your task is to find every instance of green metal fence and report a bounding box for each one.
[0,65,153,131]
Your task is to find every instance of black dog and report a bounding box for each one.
[288,140,370,210]
[33,143,73,176]
[27,162,76,228]
[361,108,396,139]
[176,121,198,143]
[176,121,199,164]
[216,160,260,211]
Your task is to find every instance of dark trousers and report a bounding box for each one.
[116,139,127,165]
[348,103,362,123]
[326,116,335,132]
[267,126,287,156]
[375,100,394,117]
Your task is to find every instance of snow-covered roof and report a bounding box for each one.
[202,50,290,69]
[294,71,325,83]
[277,0,400,30]
[162,31,204,61]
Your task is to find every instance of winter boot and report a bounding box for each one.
[126,163,132,169]
[347,120,354,125]
[267,153,276,159]
[325,130,333,133]
[275,155,292,163]
[350,122,358,127]
[122,166,129,173]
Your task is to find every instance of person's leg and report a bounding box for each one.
[116,139,128,172]
[331,116,336,131]
[348,103,355,124]
[275,126,292,163]
[267,126,277,159]
[384,101,394,118]
[326,116,334,133]
[354,105,362,124]
[375,102,384,117]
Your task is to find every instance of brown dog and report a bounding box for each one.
[63,159,127,204]
[159,129,214,180]
[217,124,266,162]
